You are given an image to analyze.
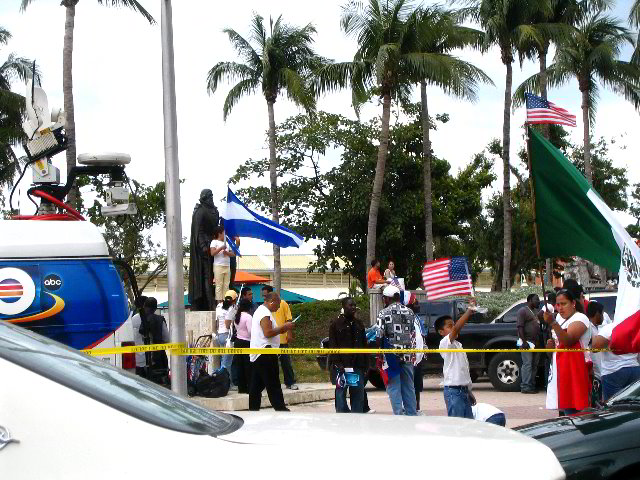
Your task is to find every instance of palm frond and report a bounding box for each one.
[0,27,10,45]
[206,62,258,95]
[512,64,572,108]
[278,68,315,112]
[631,0,640,28]
[250,13,267,49]
[19,0,38,12]
[96,0,156,24]
[0,54,36,84]
[222,77,260,121]
[223,28,261,67]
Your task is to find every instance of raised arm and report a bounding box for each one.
[449,300,476,342]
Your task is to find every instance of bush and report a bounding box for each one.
[475,286,546,320]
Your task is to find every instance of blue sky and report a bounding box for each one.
[1,0,638,254]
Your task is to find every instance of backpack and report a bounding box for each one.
[195,369,230,398]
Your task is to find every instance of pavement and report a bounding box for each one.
[284,377,557,428]
[195,376,558,429]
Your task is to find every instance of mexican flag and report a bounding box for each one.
[529,128,640,353]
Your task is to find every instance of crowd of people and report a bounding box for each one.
[513,280,640,415]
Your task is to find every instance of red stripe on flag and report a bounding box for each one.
[610,310,640,353]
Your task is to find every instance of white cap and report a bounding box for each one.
[383,285,400,298]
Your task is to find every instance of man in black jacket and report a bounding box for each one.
[328,297,368,413]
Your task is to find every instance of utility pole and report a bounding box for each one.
[160,0,187,396]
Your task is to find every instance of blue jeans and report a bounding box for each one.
[443,386,473,419]
[485,413,506,427]
[386,363,417,416]
[520,351,539,392]
[217,333,233,372]
[334,367,365,413]
[602,366,640,401]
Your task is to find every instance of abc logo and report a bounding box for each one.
[43,274,63,291]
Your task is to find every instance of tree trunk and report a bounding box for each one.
[365,92,392,279]
[266,99,281,294]
[581,87,592,185]
[63,2,78,207]
[420,81,433,262]
[501,60,513,291]
[539,49,550,139]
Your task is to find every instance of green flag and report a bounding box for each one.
[529,128,621,272]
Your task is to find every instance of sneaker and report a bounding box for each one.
[287,384,299,390]
[366,409,376,414]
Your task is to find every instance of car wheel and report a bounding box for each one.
[488,353,521,392]
[367,369,386,390]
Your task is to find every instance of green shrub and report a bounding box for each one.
[476,286,547,320]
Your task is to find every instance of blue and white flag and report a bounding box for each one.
[225,234,242,257]
[222,188,304,248]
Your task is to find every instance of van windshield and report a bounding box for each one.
[0,321,242,436]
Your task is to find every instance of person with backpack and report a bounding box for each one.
[141,297,170,370]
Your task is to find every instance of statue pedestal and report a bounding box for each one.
[184,310,220,371]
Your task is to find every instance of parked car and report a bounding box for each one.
[516,379,640,479]
[0,320,565,480]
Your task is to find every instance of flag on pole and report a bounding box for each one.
[222,188,304,249]
[525,93,576,127]
[225,234,241,257]
[422,257,474,300]
[529,128,640,353]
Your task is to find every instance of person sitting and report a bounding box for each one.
[329,297,368,413]
[383,261,396,280]
[367,259,388,290]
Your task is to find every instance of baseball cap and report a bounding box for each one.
[224,290,238,300]
[383,285,400,298]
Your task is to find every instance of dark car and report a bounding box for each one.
[517,380,640,480]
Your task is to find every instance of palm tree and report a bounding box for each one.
[473,0,543,291]
[316,0,474,276]
[630,0,640,64]
[515,11,640,185]
[413,7,492,261]
[207,14,320,294]
[20,0,155,208]
[0,27,33,199]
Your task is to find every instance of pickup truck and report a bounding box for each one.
[317,298,544,392]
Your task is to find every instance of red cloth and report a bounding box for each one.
[556,340,590,411]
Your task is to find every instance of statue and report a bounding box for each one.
[188,189,219,311]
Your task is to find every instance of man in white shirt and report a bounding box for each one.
[209,226,235,304]
[591,302,640,401]
[435,300,477,419]
[249,292,294,411]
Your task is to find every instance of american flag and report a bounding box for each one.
[422,257,474,300]
[525,93,576,127]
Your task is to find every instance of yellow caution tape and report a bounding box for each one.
[83,343,609,356]
[82,342,185,356]
[168,347,607,356]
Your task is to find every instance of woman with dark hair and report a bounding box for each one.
[544,289,592,416]
[231,298,254,393]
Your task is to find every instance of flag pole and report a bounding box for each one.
[525,125,549,309]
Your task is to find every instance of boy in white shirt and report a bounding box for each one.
[210,226,235,304]
[435,300,477,419]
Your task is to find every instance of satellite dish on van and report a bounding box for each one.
[23,80,55,138]
[77,153,131,166]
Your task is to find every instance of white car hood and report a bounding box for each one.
[225,411,565,479]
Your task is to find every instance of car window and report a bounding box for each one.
[458,302,487,323]
[607,378,640,404]
[591,295,616,318]
[0,321,242,436]
[421,303,451,326]
[500,303,524,323]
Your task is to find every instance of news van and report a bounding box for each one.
[0,220,136,369]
